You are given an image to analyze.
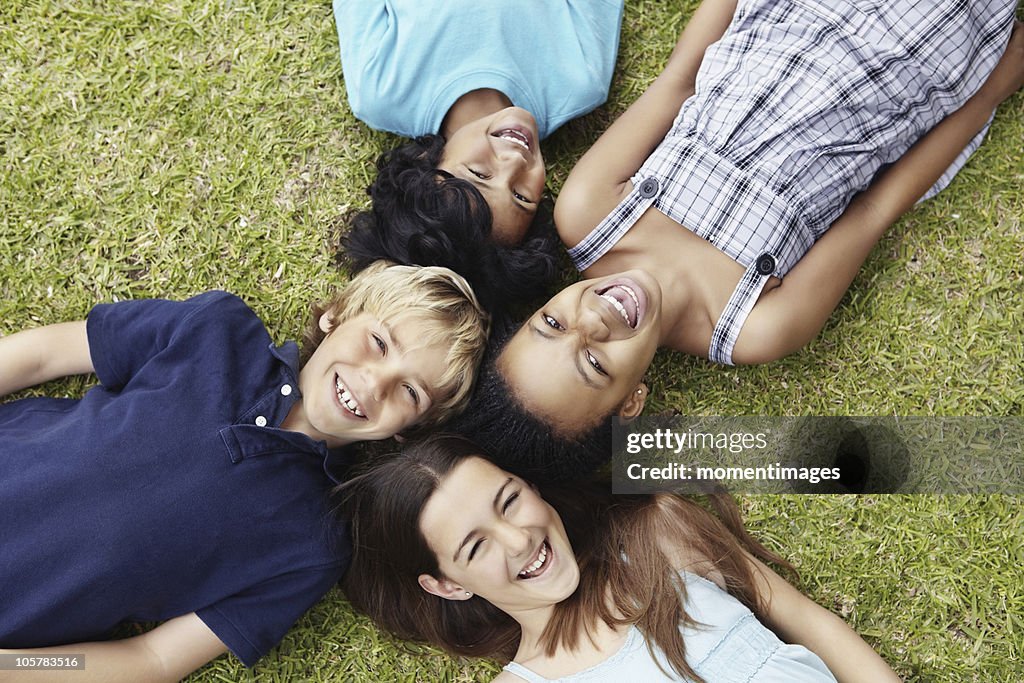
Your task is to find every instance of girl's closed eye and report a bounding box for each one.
[502,491,520,513]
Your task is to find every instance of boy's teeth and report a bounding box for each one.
[336,378,365,417]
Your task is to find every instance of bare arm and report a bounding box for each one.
[0,613,228,683]
[737,22,1024,363]
[747,556,901,683]
[556,0,738,246]
[0,321,93,398]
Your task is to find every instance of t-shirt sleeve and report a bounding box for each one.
[85,291,247,392]
[195,564,344,667]
[333,0,393,124]
[566,0,625,105]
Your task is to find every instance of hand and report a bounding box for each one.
[979,20,1024,107]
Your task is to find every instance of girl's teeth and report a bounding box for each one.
[601,293,630,324]
[518,543,549,578]
[499,130,529,150]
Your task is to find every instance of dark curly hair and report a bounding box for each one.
[448,327,613,482]
[341,135,561,323]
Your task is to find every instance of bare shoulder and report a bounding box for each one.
[730,284,800,365]
[554,174,631,250]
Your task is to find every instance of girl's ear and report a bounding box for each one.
[617,382,648,422]
[418,574,472,601]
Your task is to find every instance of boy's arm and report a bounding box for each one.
[736,22,1024,363]
[0,321,93,398]
[556,0,737,246]
[747,556,901,683]
[0,613,228,683]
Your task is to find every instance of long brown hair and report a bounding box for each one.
[334,435,792,679]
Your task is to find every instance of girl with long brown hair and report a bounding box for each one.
[336,435,898,682]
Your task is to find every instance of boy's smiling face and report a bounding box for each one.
[284,311,448,447]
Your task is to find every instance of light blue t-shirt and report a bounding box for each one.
[333,0,624,139]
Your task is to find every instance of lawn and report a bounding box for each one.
[1,1,1021,681]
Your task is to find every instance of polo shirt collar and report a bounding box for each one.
[220,341,350,484]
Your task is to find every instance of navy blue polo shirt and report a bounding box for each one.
[0,292,350,666]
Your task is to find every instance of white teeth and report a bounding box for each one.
[498,130,529,150]
[336,378,365,417]
[601,293,630,324]
[518,542,549,578]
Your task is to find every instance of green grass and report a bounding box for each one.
[1,1,1022,681]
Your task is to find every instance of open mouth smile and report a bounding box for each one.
[517,539,551,579]
[597,284,641,328]
[335,375,366,418]
[493,127,531,152]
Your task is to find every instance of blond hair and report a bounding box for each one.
[302,262,489,430]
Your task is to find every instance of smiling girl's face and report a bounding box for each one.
[438,106,546,246]
[417,456,579,616]
[497,270,663,437]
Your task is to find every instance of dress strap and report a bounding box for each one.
[708,253,777,365]
[567,174,661,272]
[502,661,550,683]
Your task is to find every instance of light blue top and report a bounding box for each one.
[503,571,837,682]
[333,0,624,139]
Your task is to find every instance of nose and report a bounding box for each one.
[362,360,400,402]
[495,521,532,558]
[493,142,529,175]
[576,303,610,342]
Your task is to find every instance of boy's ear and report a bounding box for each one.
[418,574,472,601]
[318,310,337,334]
[617,382,648,423]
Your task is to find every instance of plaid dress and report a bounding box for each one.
[568,0,1014,364]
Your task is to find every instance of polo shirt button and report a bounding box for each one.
[255,415,268,427]
[280,384,292,396]
[638,177,659,198]
[755,253,776,276]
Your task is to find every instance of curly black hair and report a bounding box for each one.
[341,135,561,324]
[447,326,612,482]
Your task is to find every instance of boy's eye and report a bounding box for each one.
[502,491,520,514]
[372,334,386,355]
[586,350,607,376]
[513,190,530,204]
[542,314,564,331]
[469,168,488,180]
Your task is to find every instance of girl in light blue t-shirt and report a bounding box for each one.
[337,435,900,682]
[333,0,624,320]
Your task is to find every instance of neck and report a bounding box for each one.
[510,604,558,660]
[280,400,352,449]
[440,88,513,139]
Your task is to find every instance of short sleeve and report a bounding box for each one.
[196,564,344,667]
[86,291,246,392]
[566,0,625,102]
[333,0,392,117]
